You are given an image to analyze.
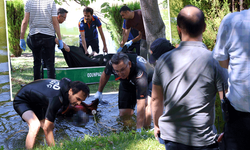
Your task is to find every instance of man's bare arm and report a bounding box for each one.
[219,58,229,69]
[80,32,88,54]
[98,27,108,53]
[52,16,62,40]
[97,71,111,92]
[43,119,55,146]
[151,84,164,138]
[121,28,131,47]
[132,31,142,43]
[20,12,30,39]
[55,38,70,52]
[136,98,146,129]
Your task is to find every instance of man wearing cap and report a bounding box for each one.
[149,38,175,65]
[78,7,108,56]
[151,5,228,149]
[119,6,148,60]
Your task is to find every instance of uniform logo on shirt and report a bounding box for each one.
[47,80,60,90]
[138,56,147,64]
[129,80,135,85]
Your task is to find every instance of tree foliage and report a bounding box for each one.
[101,2,141,48]
[6,0,25,57]
[54,0,96,6]
[169,0,230,50]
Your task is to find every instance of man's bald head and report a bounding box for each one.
[177,5,205,38]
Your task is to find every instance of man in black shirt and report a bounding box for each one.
[94,52,154,132]
[13,78,89,149]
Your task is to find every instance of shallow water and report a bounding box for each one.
[0,93,144,149]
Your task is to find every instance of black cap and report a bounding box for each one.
[149,38,175,64]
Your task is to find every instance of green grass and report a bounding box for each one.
[33,130,165,150]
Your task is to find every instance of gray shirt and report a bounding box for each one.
[25,0,57,36]
[152,41,228,146]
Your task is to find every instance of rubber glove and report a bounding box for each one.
[20,39,26,51]
[136,128,141,133]
[94,91,108,104]
[117,47,123,53]
[124,40,133,48]
[58,40,64,49]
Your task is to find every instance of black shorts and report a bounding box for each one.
[118,80,136,109]
[13,98,46,121]
[80,38,99,53]
[118,80,152,109]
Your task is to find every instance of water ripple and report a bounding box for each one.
[2,84,10,90]
[0,50,7,55]
[0,92,10,102]
[0,75,9,84]
[0,62,8,72]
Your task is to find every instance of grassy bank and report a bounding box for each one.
[33,130,165,150]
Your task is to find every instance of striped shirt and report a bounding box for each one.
[25,0,57,36]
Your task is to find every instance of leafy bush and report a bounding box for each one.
[169,0,230,50]
[101,2,141,49]
[6,0,25,57]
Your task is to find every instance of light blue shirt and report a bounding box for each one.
[213,9,250,113]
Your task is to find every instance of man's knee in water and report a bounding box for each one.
[119,109,134,116]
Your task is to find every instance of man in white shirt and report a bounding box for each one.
[213,9,250,150]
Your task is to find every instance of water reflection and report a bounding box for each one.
[0,93,146,149]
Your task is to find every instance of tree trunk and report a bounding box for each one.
[140,0,165,53]
[239,0,243,11]
[232,0,234,12]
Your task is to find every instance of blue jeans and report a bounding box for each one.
[163,140,218,150]
[220,102,250,150]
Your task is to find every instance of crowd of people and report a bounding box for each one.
[16,0,249,149]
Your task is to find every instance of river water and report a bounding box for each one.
[1,93,142,150]
[0,0,12,149]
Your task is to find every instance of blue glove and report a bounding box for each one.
[136,128,141,133]
[58,40,64,49]
[20,39,26,51]
[94,91,108,104]
[124,40,133,48]
[117,47,123,53]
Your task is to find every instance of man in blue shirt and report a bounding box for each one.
[78,7,108,56]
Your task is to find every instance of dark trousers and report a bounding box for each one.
[79,38,99,54]
[163,140,218,150]
[220,102,250,150]
[127,42,140,55]
[27,33,55,80]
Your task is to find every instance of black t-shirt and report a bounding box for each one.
[14,78,71,122]
[104,54,154,99]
